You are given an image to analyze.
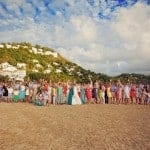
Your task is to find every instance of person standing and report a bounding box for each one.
[123,83,130,104]
[57,82,64,104]
[80,83,86,104]
[7,83,13,103]
[3,84,8,102]
[68,83,82,105]
[19,82,26,102]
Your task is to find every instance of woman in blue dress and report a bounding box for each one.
[19,82,26,101]
[68,83,82,105]
[57,82,64,104]
[68,84,74,105]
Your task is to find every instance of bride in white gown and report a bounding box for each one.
[68,84,82,105]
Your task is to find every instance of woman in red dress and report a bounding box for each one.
[85,84,92,104]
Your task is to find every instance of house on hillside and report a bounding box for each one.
[0,62,26,81]
[2,66,17,72]
[1,62,11,69]
[6,44,12,49]
[15,70,26,81]
[47,64,52,68]
[33,59,39,63]
[77,72,82,76]
[52,52,58,57]
[0,70,14,78]
[0,44,4,48]
[17,63,26,69]
[67,68,74,72]
[53,62,59,66]
[44,51,58,57]
[37,49,43,54]
[44,69,51,74]
[32,69,39,73]
[22,46,28,49]
[56,69,62,73]
[32,47,38,54]
[12,45,19,49]
[35,64,42,68]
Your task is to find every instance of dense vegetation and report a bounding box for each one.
[0,42,149,83]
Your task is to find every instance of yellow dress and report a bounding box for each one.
[107,87,112,98]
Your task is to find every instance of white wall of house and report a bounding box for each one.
[6,44,12,49]
[44,69,51,74]
[32,69,39,72]
[1,62,10,68]
[35,64,42,68]
[38,49,43,52]
[33,59,39,63]
[12,45,19,49]
[0,44,4,48]
[56,69,62,73]
[0,62,26,81]
[17,63,26,69]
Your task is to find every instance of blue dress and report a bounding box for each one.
[68,87,74,105]
[57,86,64,104]
[80,88,86,104]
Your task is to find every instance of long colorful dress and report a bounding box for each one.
[130,86,135,99]
[98,87,105,104]
[80,87,86,104]
[19,85,26,101]
[13,90,19,102]
[68,87,74,105]
[85,86,92,102]
[0,85,3,99]
[57,85,64,104]
[68,85,82,105]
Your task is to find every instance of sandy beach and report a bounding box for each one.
[0,103,149,150]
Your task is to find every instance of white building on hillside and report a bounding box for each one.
[56,69,62,73]
[32,69,39,73]
[22,46,28,49]
[17,63,26,69]
[33,59,39,63]
[53,62,59,66]
[6,44,12,49]
[44,51,58,57]
[1,62,11,69]
[35,64,42,68]
[0,62,26,81]
[44,69,51,74]
[0,44,4,48]
[37,49,43,54]
[12,45,19,49]
[15,70,26,81]
[3,66,17,72]
[32,47,38,54]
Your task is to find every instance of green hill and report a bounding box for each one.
[0,42,109,82]
[0,42,149,83]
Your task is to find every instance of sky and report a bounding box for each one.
[0,0,150,76]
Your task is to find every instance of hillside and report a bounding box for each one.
[0,42,149,83]
[0,42,102,82]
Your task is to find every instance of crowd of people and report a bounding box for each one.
[0,79,150,106]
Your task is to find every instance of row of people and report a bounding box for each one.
[0,80,150,106]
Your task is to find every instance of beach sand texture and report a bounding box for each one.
[0,103,149,150]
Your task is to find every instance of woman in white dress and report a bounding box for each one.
[68,83,82,105]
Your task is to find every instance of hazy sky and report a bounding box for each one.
[0,0,150,75]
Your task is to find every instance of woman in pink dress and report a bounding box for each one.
[130,84,135,104]
[115,84,122,104]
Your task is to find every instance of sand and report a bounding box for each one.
[0,103,149,150]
